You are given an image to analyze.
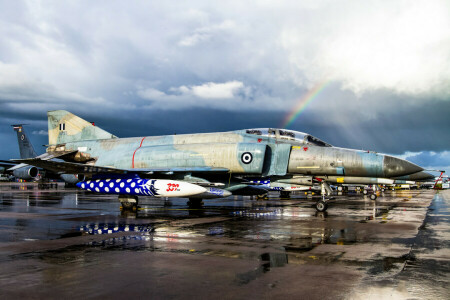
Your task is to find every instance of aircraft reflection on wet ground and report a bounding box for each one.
[0,183,448,299]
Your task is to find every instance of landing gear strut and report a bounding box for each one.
[119,195,138,211]
[315,181,332,212]
[370,185,378,201]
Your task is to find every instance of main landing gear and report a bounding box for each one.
[119,195,139,211]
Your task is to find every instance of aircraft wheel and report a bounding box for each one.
[315,200,328,212]
[363,189,368,195]
[370,194,377,201]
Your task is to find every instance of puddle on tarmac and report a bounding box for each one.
[236,251,288,285]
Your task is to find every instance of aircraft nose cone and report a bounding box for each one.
[383,155,423,177]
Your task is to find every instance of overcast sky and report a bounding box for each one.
[0,0,449,175]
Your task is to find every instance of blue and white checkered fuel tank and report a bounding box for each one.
[76,178,208,198]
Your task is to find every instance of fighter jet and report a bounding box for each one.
[14,110,423,212]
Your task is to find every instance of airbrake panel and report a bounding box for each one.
[262,144,291,176]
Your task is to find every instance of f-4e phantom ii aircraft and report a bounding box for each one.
[15,110,423,212]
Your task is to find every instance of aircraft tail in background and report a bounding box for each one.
[11,125,38,159]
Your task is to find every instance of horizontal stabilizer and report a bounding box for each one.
[8,151,78,171]
[7,163,30,171]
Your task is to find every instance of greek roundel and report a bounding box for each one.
[241,152,253,164]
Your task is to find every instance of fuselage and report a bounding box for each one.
[49,129,422,179]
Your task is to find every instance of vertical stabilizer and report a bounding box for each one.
[48,110,117,145]
[12,125,38,159]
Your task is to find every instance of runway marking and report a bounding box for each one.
[132,137,146,168]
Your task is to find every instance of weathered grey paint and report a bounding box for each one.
[43,110,423,180]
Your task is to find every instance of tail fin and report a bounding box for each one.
[48,110,117,145]
[11,125,38,159]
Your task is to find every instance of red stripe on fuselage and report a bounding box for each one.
[132,137,146,168]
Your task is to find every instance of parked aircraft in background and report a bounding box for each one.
[1,125,82,185]
[15,111,423,212]
[0,125,41,180]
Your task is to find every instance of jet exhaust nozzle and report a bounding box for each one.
[13,166,39,180]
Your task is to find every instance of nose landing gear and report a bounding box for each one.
[315,181,332,212]
[315,199,328,212]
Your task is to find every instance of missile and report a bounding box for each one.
[247,178,312,191]
[76,178,207,198]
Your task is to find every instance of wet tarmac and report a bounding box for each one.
[0,183,448,299]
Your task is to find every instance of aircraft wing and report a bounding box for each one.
[7,151,78,171]
[0,160,16,168]
[12,158,230,175]
[7,163,31,171]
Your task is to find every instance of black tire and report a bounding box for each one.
[370,194,377,201]
[315,200,328,212]
[363,189,368,195]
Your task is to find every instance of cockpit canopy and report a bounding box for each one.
[245,128,332,147]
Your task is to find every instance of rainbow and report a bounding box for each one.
[281,80,330,128]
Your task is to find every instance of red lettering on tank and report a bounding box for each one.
[166,183,180,192]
